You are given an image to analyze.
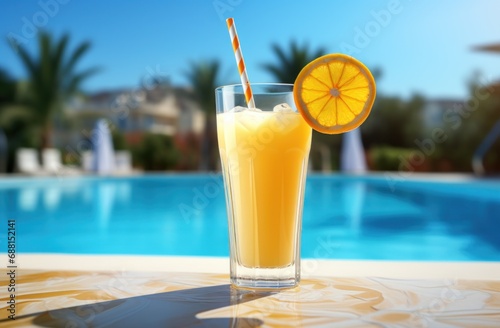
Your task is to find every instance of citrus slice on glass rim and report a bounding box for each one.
[293,53,376,134]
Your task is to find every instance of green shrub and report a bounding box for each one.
[134,133,179,171]
[370,147,416,171]
[111,129,127,151]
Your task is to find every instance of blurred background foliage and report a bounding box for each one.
[438,78,500,172]
[1,31,499,174]
[184,60,221,171]
[132,133,179,171]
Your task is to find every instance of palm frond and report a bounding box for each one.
[262,41,327,83]
[53,33,69,82]
[66,66,101,94]
[184,60,221,112]
[63,40,91,77]
[10,41,36,78]
[10,31,99,147]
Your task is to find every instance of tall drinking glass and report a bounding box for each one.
[216,83,312,289]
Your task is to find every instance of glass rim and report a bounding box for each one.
[215,82,294,92]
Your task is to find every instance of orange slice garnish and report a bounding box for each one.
[294,54,376,134]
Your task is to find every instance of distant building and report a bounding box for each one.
[65,83,205,145]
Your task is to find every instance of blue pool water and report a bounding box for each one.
[1,174,499,261]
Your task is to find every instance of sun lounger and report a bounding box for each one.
[15,148,46,175]
[42,148,82,175]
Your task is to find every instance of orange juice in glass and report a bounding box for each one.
[216,83,312,289]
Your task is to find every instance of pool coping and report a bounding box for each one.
[19,254,500,281]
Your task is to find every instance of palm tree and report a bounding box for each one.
[185,60,222,170]
[0,68,15,172]
[0,68,40,172]
[0,68,16,105]
[11,31,99,148]
[262,40,326,83]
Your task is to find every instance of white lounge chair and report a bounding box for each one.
[42,148,63,172]
[82,150,135,175]
[16,148,46,175]
[81,150,93,172]
[41,148,82,175]
[114,150,133,173]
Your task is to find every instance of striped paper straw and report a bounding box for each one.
[226,18,255,108]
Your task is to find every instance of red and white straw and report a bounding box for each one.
[226,18,255,108]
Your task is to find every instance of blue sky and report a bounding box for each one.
[1,0,499,99]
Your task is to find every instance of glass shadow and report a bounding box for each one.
[5,284,272,327]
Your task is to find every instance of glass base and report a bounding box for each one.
[230,265,300,290]
[231,277,298,290]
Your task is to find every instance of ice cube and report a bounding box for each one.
[228,106,262,113]
[237,108,267,131]
[228,106,248,113]
[273,103,293,113]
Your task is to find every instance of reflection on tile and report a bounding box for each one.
[2,270,499,327]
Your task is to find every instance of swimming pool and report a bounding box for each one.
[1,174,499,261]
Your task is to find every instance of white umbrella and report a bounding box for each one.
[340,128,367,173]
[92,119,115,175]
